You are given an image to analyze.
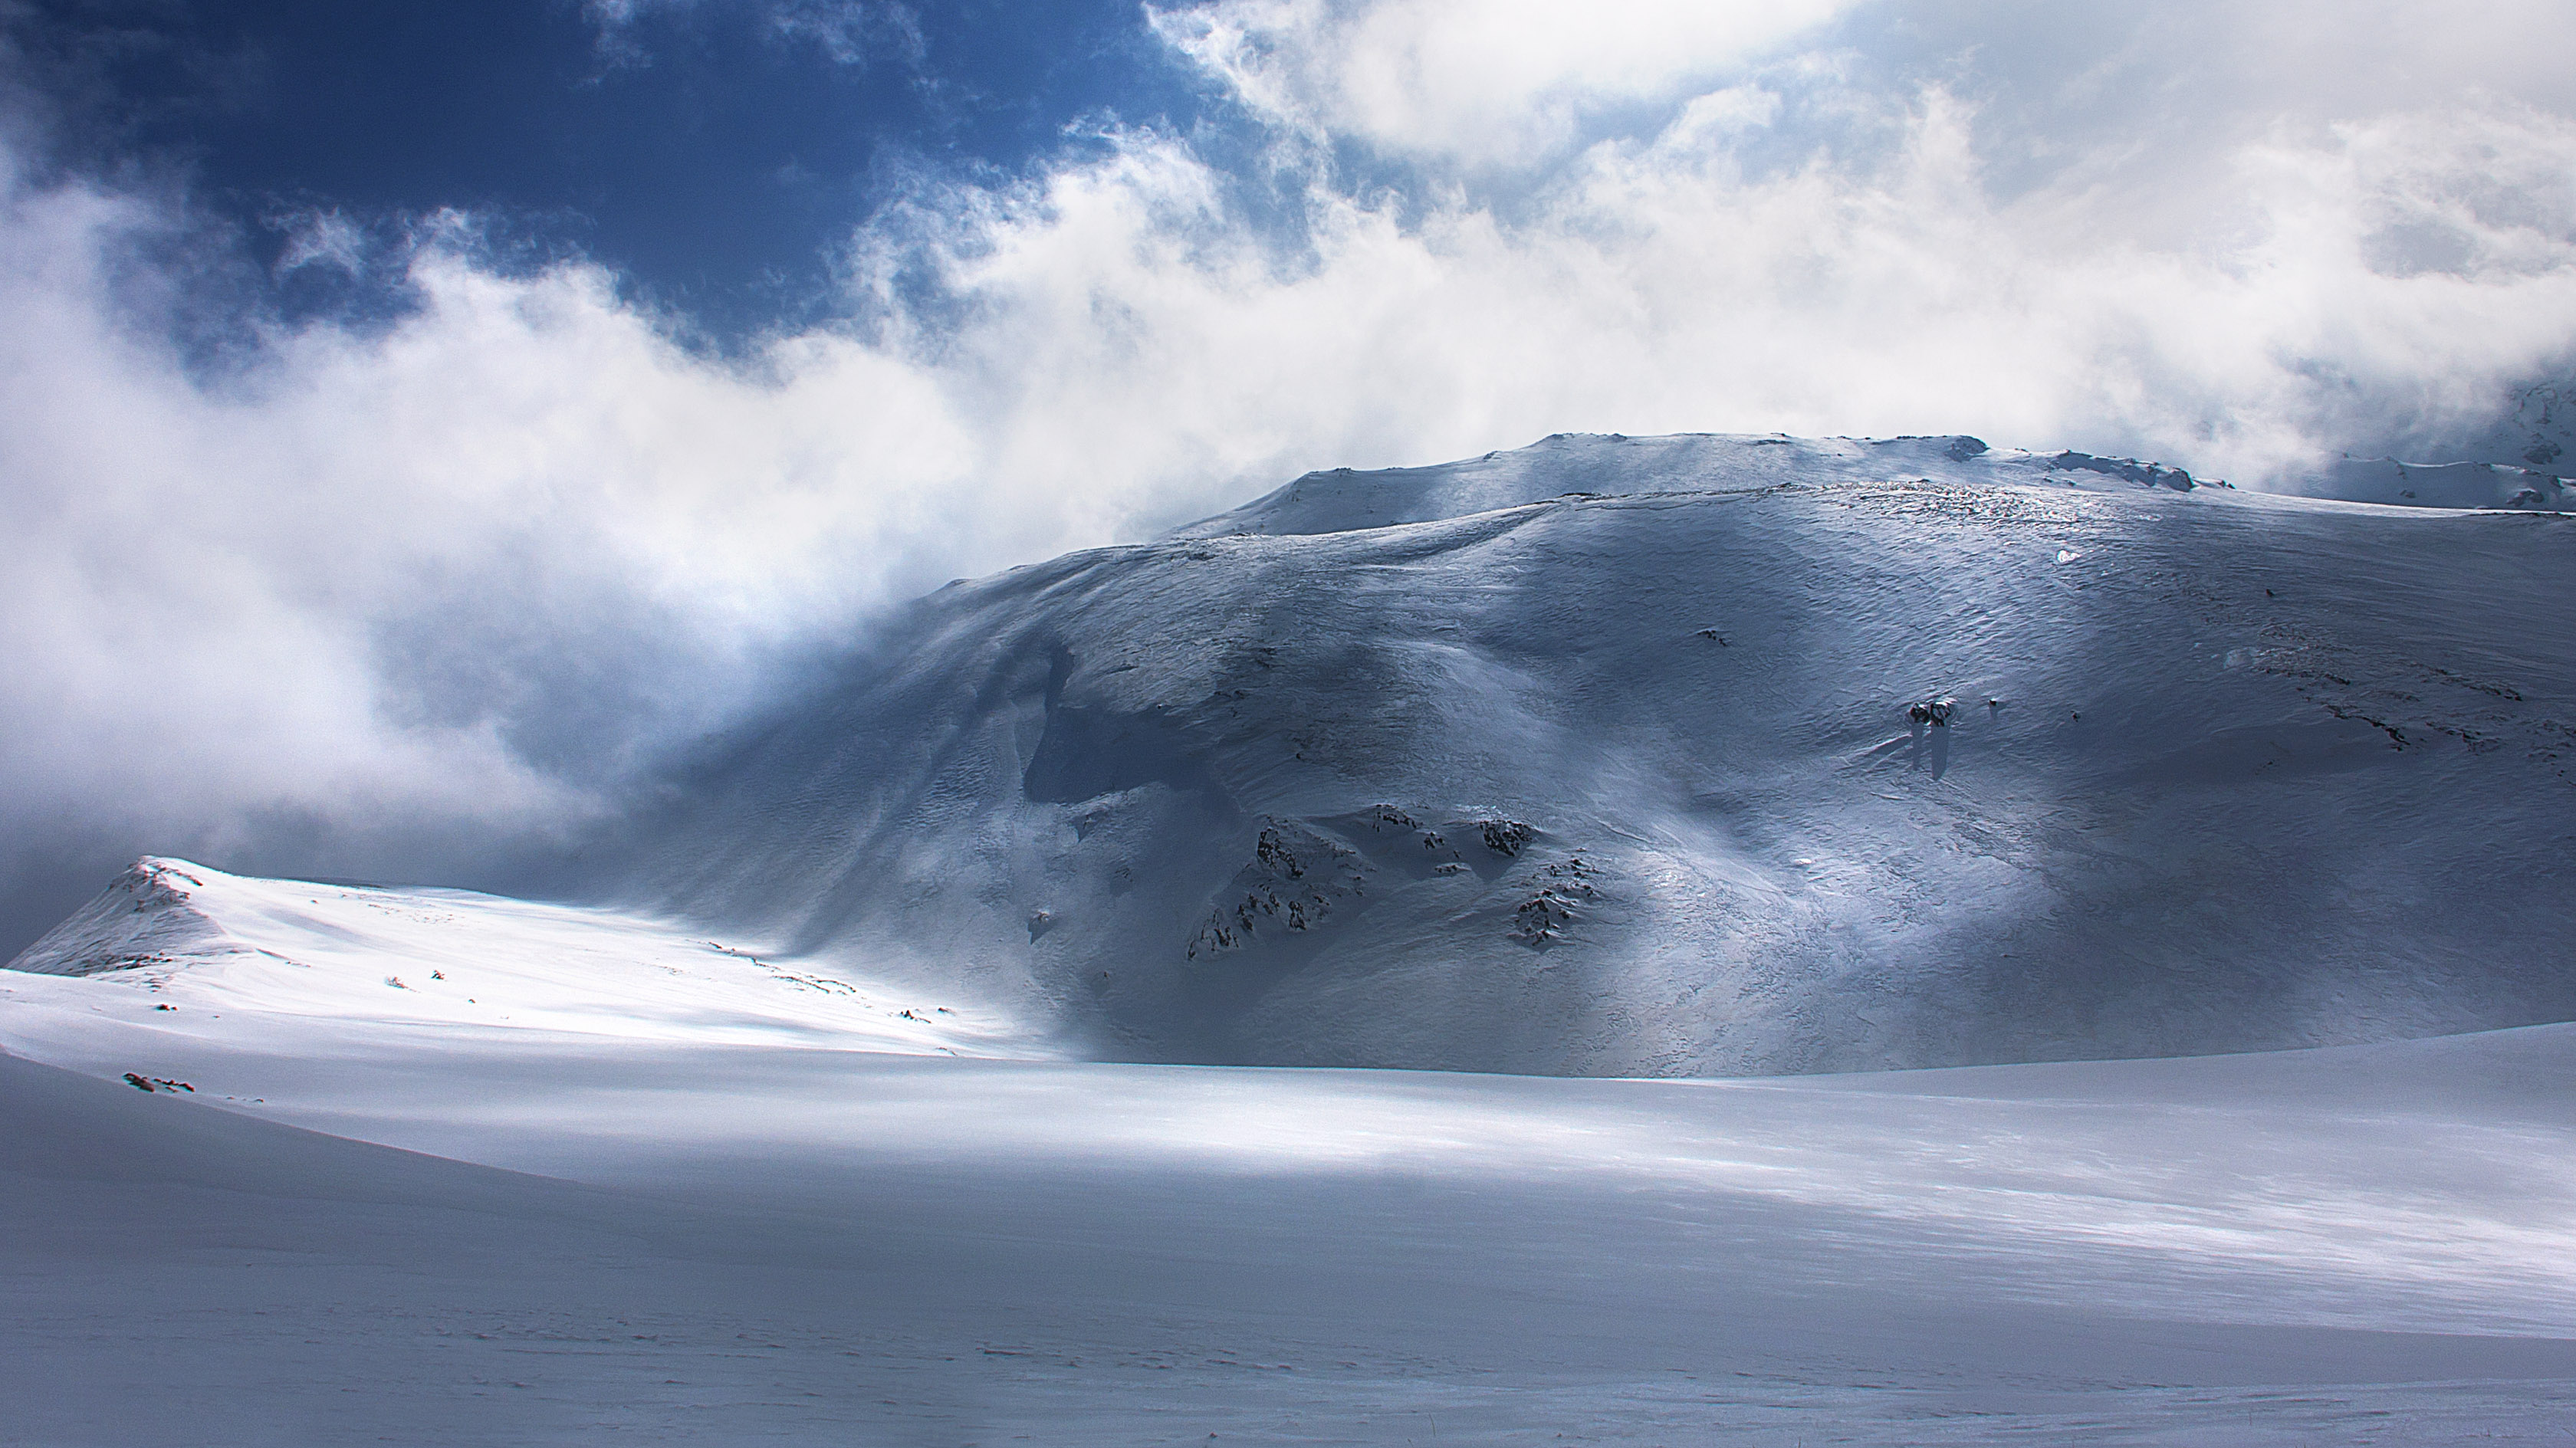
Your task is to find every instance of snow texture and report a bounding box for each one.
[4,1008,2574,1443]
[9,859,232,978]
[6,429,2574,1443]
[566,432,2576,1075]
[2,859,1027,1056]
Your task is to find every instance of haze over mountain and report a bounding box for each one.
[7,435,2574,1440]
[18,432,2571,1078]
[8,0,2576,961]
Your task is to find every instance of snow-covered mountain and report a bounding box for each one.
[15,432,2573,1077]
[9,430,2575,1445]
[2299,379,2576,509]
[2295,454,2569,511]
[549,432,2574,1076]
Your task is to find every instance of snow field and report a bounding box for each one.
[6,1013,2576,1443]
[6,859,2576,1441]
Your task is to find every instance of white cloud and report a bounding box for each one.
[4,0,2575,932]
[1152,0,1862,165]
[273,210,370,277]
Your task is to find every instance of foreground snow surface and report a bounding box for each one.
[5,871,2575,1445]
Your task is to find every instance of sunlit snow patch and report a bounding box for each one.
[1,857,1033,1057]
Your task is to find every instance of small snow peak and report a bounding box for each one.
[8,858,235,979]
[121,859,205,904]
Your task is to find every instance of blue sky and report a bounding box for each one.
[10,0,1204,333]
[2,0,2574,950]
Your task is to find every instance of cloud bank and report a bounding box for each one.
[4,0,2574,944]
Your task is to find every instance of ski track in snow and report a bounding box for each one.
[6,432,2575,1443]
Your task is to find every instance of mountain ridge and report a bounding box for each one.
[15,431,2573,1077]
[598,432,2576,1074]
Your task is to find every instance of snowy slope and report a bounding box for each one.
[2285,378,2576,510]
[6,428,2574,1444]
[2295,455,2569,511]
[1,857,1033,1058]
[594,432,2576,1075]
[6,1015,2575,1444]
[8,848,2573,1443]
[2390,379,2576,481]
